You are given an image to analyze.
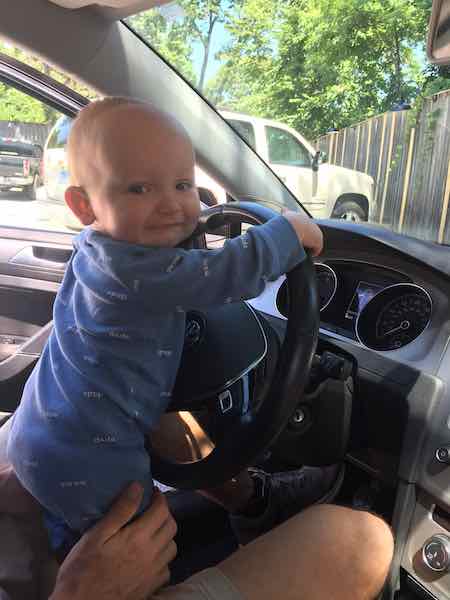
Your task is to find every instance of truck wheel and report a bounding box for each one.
[24,176,38,201]
[332,200,367,222]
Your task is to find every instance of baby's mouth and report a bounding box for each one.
[148,222,185,230]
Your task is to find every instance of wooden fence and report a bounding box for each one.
[0,121,52,147]
[316,90,450,244]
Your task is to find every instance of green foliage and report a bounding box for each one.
[0,42,97,125]
[0,82,49,123]
[208,0,433,138]
[127,1,237,92]
[1,0,446,142]
[421,64,450,97]
[206,0,279,112]
[127,9,196,85]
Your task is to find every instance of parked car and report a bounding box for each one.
[0,138,42,200]
[221,111,374,221]
[42,111,374,227]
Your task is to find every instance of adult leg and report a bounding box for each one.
[219,504,394,600]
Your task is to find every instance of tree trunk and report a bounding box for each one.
[393,28,402,101]
[198,13,218,93]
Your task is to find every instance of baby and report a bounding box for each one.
[7,97,323,555]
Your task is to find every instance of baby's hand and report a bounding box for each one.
[282,211,323,257]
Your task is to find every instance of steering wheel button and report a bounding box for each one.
[436,446,450,464]
[218,390,233,414]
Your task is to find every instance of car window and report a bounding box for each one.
[125,3,450,244]
[0,45,98,233]
[0,45,230,232]
[227,119,256,150]
[0,43,97,101]
[266,127,312,167]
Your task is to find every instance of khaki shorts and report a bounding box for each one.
[154,567,243,600]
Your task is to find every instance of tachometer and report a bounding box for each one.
[276,262,337,317]
[356,284,432,351]
[315,263,337,312]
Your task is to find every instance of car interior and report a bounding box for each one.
[1,1,450,599]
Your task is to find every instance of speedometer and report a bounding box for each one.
[356,284,432,351]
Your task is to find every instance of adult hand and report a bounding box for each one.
[50,484,177,600]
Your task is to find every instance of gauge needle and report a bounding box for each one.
[383,320,410,337]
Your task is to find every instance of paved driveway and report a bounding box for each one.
[0,187,72,233]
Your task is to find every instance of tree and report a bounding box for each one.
[421,63,450,96]
[126,9,196,85]
[128,1,237,93]
[0,82,49,123]
[0,42,97,125]
[0,0,440,140]
[207,0,433,138]
[180,0,236,92]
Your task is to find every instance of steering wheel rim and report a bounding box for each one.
[151,201,319,489]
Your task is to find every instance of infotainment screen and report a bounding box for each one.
[345,281,384,319]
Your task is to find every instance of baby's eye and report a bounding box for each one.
[176,181,193,191]
[128,183,150,194]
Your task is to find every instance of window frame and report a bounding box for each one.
[0,53,89,241]
[0,52,88,119]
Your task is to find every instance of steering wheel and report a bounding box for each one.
[151,202,319,489]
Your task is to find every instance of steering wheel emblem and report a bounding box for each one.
[184,313,205,348]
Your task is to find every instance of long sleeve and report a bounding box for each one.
[74,215,306,314]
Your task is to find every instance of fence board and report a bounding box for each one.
[315,90,450,244]
[0,121,52,146]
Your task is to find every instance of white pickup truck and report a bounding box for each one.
[204,111,375,221]
[42,111,374,226]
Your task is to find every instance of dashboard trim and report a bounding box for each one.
[322,257,412,281]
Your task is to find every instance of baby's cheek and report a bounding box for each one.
[189,196,201,219]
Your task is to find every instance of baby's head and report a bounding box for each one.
[65,97,200,247]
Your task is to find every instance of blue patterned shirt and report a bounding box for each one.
[7,215,305,548]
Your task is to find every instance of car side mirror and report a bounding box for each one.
[312,150,327,172]
[427,0,450,65]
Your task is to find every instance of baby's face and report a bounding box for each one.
[81,107,200,247]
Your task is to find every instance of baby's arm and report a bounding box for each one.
[125,213,322,313]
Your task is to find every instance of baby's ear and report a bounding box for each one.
[65,186,95,226]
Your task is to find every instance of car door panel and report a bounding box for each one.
[0,227,68,412]
[0,228,72,281]
[10,244,71,274]
[0,53,85,411]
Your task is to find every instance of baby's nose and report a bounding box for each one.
[158,193,182,213]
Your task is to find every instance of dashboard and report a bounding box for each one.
[278,261,433,352]
[248,219,450,600]
[248,219,450,374]
[0,217,450,599]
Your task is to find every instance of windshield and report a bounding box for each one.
[125,0,450,245]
